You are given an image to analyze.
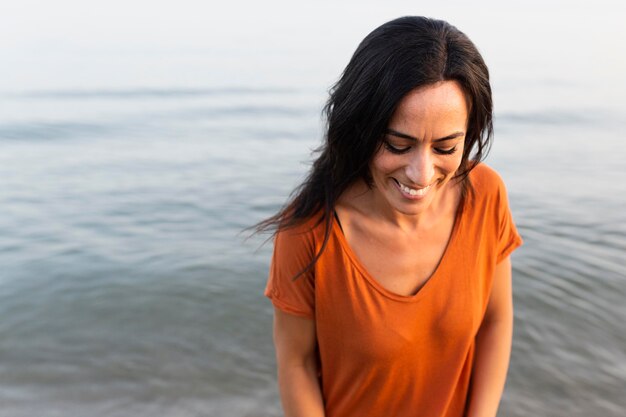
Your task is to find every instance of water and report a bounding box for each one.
[1,2,626,416]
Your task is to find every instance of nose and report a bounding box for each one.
[405,148,435,187]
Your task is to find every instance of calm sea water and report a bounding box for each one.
[1,84,625,416]
[2,5,626,416]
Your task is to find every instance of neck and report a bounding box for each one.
[367,179,461,234]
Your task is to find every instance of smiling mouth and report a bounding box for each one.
[394,179,432,197]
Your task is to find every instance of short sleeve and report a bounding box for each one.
[264,223,317,319]
[495,176,523,263]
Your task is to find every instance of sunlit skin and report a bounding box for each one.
[368,80,469,230]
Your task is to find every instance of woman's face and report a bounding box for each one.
[369,81,469,217]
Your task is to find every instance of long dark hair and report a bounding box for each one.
[254,16,493,278]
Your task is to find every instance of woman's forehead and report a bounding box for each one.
[390,81,469,132]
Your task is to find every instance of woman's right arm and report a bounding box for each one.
[273,307,325,417]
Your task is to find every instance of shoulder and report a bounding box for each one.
[273,211,327,255]
[463,163,515,223]
[275,210,326,238]
[464,163,523,261]
[267,213,326,318]
[468,162,505,191]
[466,162,510,204]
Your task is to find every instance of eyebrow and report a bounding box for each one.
[385,129,465,143]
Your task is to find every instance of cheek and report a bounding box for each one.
[370,152,398,177]
[444,145,465,174]
[448,154,464,172]
[433,154,464,179]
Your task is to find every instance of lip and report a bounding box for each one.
[392,178,433,200]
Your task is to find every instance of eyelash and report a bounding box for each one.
[383,141,458,156]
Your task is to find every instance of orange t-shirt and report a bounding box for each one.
[265,163,523,417]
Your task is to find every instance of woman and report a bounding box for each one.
[258,16,522,417]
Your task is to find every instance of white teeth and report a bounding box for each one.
[398,181,430,196]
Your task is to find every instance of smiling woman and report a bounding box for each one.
[371,81,468,215]
[254,16,522,417]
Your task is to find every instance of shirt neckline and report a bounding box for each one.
[331,190,467,302]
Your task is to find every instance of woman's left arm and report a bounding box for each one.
[465,256,514,417]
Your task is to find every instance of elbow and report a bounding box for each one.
[278,350,319,374]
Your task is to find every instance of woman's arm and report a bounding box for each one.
[465,256,514,417]
[273,307,325,417]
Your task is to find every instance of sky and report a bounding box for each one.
[0,0,624,109]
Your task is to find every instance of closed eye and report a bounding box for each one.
[385,140,458,156]
[434,146,458,155]
[384,140,411,154]
[384,128,464,157]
